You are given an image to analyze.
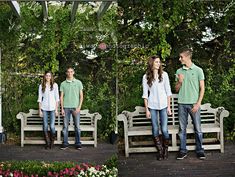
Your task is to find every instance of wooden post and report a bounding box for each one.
[97,1,112,20]
[41,1,48,20]
[71,1,79,22]
[0,48,2,134]
[8,1,20,18]
[0,48,5,144]
[115,42,118,134]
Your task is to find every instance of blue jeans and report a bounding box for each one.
[42,110,55,135]
[149,108,169,139]
[62,108,81,146]
[178,104,204,154]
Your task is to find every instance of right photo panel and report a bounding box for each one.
[116,1,234,177]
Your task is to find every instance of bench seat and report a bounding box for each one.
[127,124,221,136]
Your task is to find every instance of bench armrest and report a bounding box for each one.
[16,112,24,120]
[16,112,26,125]
[216,107,229,126]
[94,113,102,120]
[93,113,102,127]
[117,113,127,123]
[16,109,39,120]
[117,113,128,129]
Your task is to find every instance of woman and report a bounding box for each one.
[38,71,59,149]
[142,56,172,160]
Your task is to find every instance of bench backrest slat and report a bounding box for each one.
[24,109,96,126]
[124,94,217,128]
[200,103,216,124]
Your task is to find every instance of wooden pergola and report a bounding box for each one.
[8,0,115,21]
[0,0,116,142]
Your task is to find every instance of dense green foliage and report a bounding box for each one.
[117,0,235,139]
[0,0,234,141]
[0,2,117,139]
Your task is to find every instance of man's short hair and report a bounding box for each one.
[179,47,193,59]
[66,66,74,72]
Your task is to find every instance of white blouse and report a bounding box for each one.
[142,72,172,110]
[37,83,60,111]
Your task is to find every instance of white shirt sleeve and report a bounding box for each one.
[37,84,42,103]
[54,83,60,102]
[164,72,172,97]
[142,75,149,99]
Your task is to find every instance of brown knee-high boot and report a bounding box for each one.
[163,138,169,159]
[154,136,163,160]
[44,132,50,149]
[50,133,56,149]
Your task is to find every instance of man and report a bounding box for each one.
[175,48,205,160]
[60,67,83,150]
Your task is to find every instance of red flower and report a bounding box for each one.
[47,171,52,176]
[98,42,107,50]
[76,165,81,170]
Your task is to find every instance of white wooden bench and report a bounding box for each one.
[117,94,230,157]
[16,109,102,147]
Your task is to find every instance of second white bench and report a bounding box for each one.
[117,94,230,157]
[16,109,102,147]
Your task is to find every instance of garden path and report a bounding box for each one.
[0,142,117,165]
[118,142,235,177]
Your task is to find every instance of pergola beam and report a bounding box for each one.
[41,1,48,20]
[71,1,79,22]
[8,1,20,18]
[97,1,112,20]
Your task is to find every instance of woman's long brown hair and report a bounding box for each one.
[42,71,54,93]
[146,56,163,87]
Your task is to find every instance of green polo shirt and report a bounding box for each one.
[176,63,204,104]
[60,78,83,108]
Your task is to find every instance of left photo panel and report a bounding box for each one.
[0,1,118,176]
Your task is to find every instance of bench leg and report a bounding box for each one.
[220,130,224,153]
[217,132,220,141]
[21,128,24,147]
[57,130,61,144]
[125,136,129,157]
[124,126,129,157]
[94,130,97,148]
[172,133,177,149]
